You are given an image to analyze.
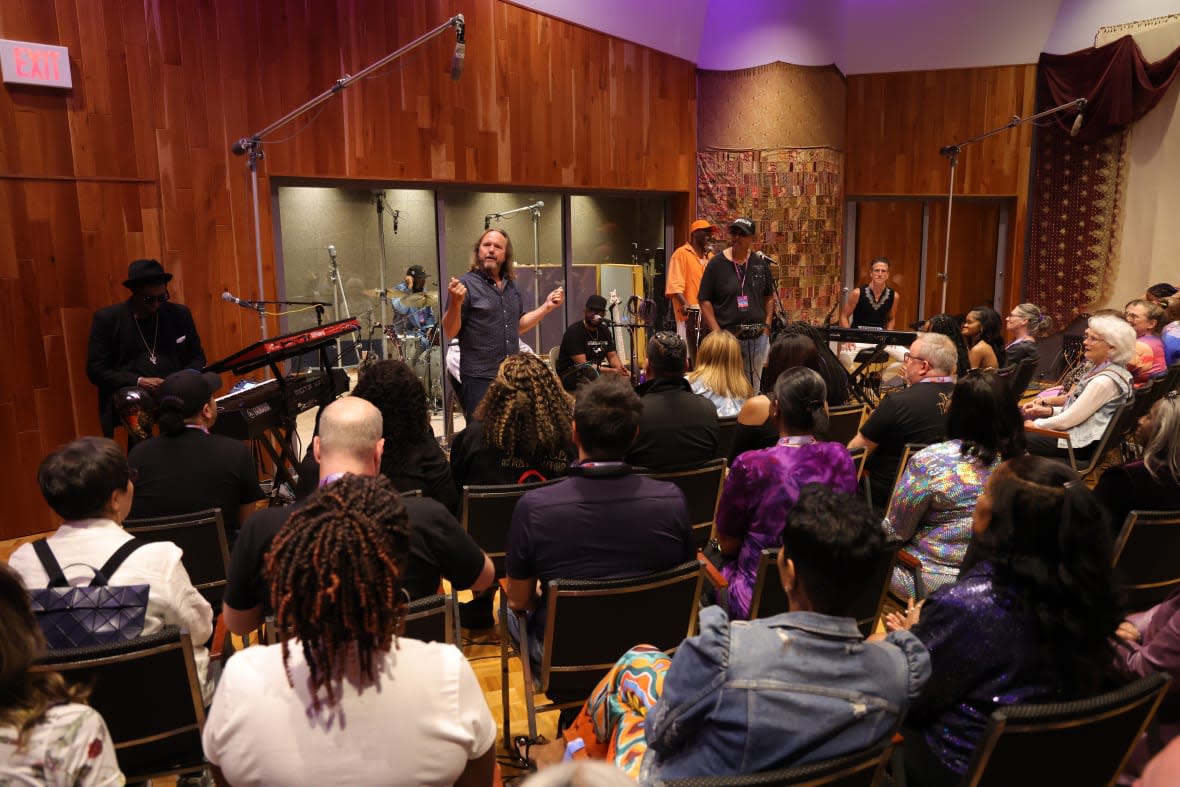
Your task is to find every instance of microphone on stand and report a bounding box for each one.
[450,14,466,81]
[222,291,257,310]
[327,244,337,261]
[1070,98,1087,137]
[530,200,544,211]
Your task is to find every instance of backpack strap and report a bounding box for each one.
[32,539,69,588]
[92,538,147,587]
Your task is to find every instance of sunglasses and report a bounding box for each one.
[141,292,170,305]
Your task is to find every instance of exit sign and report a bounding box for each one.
[0,39,72,89]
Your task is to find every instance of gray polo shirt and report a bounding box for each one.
[457,270,524,380]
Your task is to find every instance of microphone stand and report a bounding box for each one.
[230,14,465,340]
[936,96,1085,314]
[485,201,547,352]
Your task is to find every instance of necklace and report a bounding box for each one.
[134,313,159,366]
[864,286,891,311]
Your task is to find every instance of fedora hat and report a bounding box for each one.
[123,258,173,290]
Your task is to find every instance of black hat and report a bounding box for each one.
[123,258,173,290]
[406,265,428,278]
[585,294,608,311]
[729,218,755,237]
[156,370,222,418]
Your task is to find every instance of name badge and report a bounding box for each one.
[736,294,749,311]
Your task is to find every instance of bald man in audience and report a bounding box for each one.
[221,397,494,635]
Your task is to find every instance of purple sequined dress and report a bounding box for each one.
[907,562,1064,778]
[715,440,857,619]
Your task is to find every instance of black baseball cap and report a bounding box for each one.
[586,295,608,311]
[729,217,755,237]
[156,370,222,417]
[406,265,428,278]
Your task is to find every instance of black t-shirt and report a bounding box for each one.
[556,320,616,374]
[626,377,721,470]
[297,437,461,515]
[450,420,573,489]
[859,380,954,507]
[223,494,487,613]
[697,252,776,329]
[127,429,264,533]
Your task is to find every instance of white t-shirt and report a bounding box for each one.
[203,638,496,786]
[0,703,123,787]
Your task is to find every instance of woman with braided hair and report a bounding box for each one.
[450,352,575,488]
[203,474,496,787]
[712,367,858,619]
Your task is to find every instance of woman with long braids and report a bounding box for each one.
[0,564,122,785]
[886,455,1120,787]
[712,367,858,619]
[450,353,575,489]
[203,474,496,787]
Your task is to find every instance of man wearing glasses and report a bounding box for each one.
[848,332,957,510]
[86,258,206,438]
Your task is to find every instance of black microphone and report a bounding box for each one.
[231,138,252,156]
[1070,98,1087,137]
[450,14,465,81]
[222,291,256,310]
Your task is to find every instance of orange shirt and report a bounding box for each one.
[665,242,709,322]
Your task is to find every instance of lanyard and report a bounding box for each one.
[732,258,748,291]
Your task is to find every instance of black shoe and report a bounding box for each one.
[459,595,495,629]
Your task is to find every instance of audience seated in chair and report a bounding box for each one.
[1022,314,1135,463]
[886,455,1121,787]
[450,353,575,489]
[1126,299,1169,387]
[849,332,958,510]
[221,396,493,637]
[625,332,720,470]
[1002,302,1051,375]
[686,330,753,417]
[1115,587,1180,779]
[0,563,123,786]
[538,485,930,783]
[713,367,857,620]
[1094,392,1180,532]
[203,474,496,787]
[298,360,460,513]
[7,437,213,701]
[506,376,694,668]
[884,371,1026,600]
[127,370,264,536]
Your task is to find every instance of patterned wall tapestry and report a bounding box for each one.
[696,147,844,325]
[1025,124,1127,331]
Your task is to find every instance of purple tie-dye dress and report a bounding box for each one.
[716,441,858,619]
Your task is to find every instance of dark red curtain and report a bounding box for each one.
[1039,35,1180,143]
[1026,36,1180,336]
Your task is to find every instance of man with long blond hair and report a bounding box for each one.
[442,228,566,416]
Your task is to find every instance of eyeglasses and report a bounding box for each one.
[141,292,170,305]
[903,352,927,364]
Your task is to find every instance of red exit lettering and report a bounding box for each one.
[13,46,61,81]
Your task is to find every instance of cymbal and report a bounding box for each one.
[392,290,439,308]
[364,288,392,297]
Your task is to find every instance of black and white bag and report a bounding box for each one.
[28,538,150,649]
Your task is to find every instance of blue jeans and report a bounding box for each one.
[737,332,770,392]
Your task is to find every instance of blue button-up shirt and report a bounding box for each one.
[457,270,523,380]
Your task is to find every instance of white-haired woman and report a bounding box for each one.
[1095,392,1180,531]
[1022,314,1135,462]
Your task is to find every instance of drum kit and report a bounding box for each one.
[366,287,444,409]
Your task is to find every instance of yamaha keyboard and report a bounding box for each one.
[213,368,349,441]
[823,326,918,347]
[206,317,360,375]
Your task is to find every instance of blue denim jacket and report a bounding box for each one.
[639,605,930,784]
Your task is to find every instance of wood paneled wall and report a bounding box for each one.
[853,202,924,330]
[0,0,698,539]
[846,66,1037,318]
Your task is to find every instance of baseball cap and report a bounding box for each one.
[689,219,715,234]
[586,294,608,311]
[729,217,755,236]
[156,370,223,418]
[406,265,428,278]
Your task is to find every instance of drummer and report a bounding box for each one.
[837,256,907,374]
[666,218,715,363]
[554,295,628,391]
[391,265,437,361]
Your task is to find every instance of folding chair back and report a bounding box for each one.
[124,508,229,610]
[1113,509,1180,611]
[639,458,727,549]
[822,404,867,446]
[402,593,455,644]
